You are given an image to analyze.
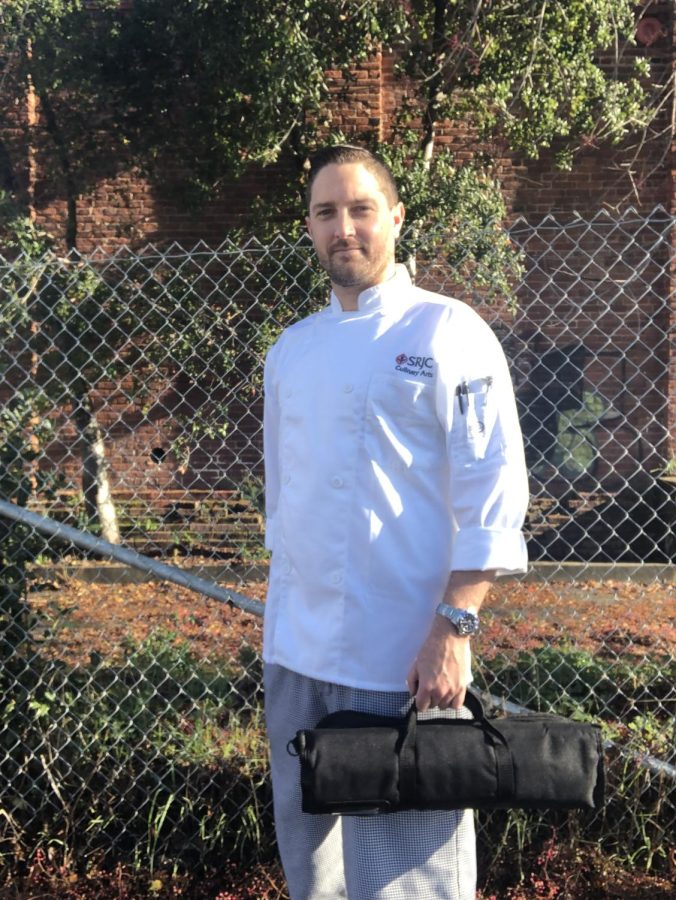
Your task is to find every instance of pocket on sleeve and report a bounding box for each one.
[450,380,498,464]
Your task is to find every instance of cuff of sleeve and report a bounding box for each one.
[264,517,275,551]
[450,527,528,577]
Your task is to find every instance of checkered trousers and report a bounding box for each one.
[264,663,477,900]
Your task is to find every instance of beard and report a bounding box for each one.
[317,241,390,289]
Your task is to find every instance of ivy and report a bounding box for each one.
[0,0,658,299]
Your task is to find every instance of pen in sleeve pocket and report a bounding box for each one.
[456,377,492,415]
[455,382,469,414]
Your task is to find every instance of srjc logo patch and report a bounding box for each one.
[394,352,435,378]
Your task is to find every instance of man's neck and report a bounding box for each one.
[332,285,361,311]
[332,264,397,311]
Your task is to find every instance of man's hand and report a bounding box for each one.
[407,570,495,711]
[406,615,471,711]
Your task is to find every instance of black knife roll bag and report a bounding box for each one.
[288,691,604,815]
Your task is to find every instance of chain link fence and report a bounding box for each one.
[0,207,674,890]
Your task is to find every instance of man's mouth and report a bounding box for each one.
[331,244,363,255]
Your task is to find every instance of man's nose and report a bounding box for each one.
[334,210,356,239]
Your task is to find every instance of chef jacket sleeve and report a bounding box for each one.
[263,339,281,552]
[436,312,529,576]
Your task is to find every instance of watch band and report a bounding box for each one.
[435,603,480,636]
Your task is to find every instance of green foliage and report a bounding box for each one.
[0,0,657,339]
[1,0,656,233]
[380,137,523,306]
[0,628,270,873]
[474,645,675,879]
[475,644,675,719]
[1,196,258,532]
[400,0,652,162]
[0,193,132,534]
[100,1,404,193]
[658,457,676,477]
[237,475,266,519]
[1,617,673,881]
[0,192,129,397]
[0,0,406,213]
[0,197,56,660]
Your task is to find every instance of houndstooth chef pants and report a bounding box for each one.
[264,663,477,900]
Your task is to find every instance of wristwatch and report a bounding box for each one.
[435,603,480,636]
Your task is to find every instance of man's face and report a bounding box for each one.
[306,162,405,295]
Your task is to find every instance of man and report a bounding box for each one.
[263,144,528,899]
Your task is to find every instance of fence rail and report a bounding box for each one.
[0,207,674,888]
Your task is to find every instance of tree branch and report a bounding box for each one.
[35,87,78,251]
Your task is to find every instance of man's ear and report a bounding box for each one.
[392,202,405,239]
[305,215,313,239]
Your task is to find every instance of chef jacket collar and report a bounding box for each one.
[329,264,414,316]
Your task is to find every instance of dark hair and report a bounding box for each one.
[305,144,399,209]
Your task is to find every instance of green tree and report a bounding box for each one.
[0,2,658,247]
[0,0,662,518]
[0,1,136,249]
[100,0,406,195]
[0,193,123,541]
[0,0,406,246]
[400,0,652,169]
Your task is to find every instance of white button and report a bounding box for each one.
[330,572,342,584]
[283,474,291,485]
[284,387,292,398]
[331,476,344,488]
[281,561,292,575]
[343,383,354,393]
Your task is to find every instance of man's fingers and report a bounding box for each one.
[406,666,419,697]
[417,684,467,712]
[449,686,467,710]
[416,693,430,712]
[414,681,432,712]
[409,653,469,711]
[415,679,449,711]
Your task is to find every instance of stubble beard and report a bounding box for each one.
[319,244,390,289]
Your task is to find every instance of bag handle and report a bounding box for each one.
[397,703,419,805]
[462,689,487,720]
[398,693,515,806]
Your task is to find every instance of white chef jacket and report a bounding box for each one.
[263,264,528,691]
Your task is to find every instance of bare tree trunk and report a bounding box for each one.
[21,44,119,543]
[73,394,120,545]
[0,132,18,193]
[38,87,77,250]
[407,0,450,281]
[421,0,449,167]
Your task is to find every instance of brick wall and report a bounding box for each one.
[2,3,674,513]
[13,10,672,245]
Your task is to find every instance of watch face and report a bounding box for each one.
[437,604,480,635]
[453,611,479,635]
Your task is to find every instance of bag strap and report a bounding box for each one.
[462,689,487,720]
[399,694,516,805]
[465,691,515,803]
[397,703,419,807]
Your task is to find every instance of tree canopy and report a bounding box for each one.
[400,0,653,169]
[0,0,663,252]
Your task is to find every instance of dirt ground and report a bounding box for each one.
[26,568,676,668]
